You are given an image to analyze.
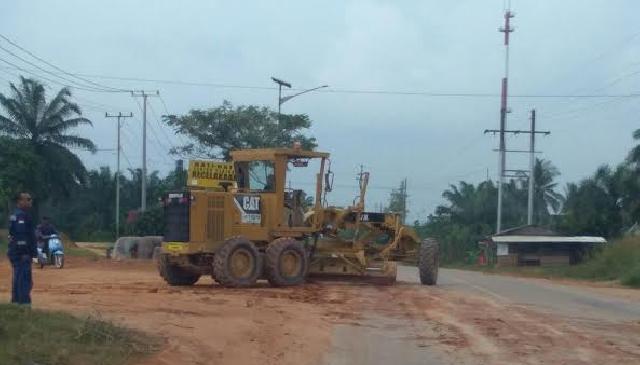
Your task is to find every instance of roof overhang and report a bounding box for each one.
[491,235,607,244]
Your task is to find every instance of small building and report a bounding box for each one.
[479,225,606,267]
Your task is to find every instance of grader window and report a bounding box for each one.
[247,160,275,192]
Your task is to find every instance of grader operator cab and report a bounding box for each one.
[157,146,439,287]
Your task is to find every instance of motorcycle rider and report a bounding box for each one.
[36,216,58,257]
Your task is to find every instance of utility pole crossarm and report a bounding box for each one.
[484,129,550,135]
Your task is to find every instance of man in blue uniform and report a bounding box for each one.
[7,192,37,305]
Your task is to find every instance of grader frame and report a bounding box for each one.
[157,147,438,287]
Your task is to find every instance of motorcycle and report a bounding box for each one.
[37,234,65,269]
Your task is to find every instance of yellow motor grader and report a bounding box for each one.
[157,146,438,287]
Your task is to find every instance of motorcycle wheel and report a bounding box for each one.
[54,254,64,269]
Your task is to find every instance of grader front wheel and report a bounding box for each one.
[265,238,308,287]
[419,239,439,285]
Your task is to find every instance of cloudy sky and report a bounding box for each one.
[1,0,639,222]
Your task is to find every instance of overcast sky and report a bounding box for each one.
[1,0,639,222]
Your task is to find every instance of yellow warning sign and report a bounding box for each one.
[187,160,236,188]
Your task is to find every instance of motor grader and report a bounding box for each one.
[157,146,438,287]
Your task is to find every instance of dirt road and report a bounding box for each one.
[1,257,639,365]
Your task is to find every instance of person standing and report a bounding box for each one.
[7,192,37,305]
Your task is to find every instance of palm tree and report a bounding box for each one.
[533,158,564,223]
[0,77,96,202]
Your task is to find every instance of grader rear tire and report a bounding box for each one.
[419,239,439,285]
[265,238,308,287]
[213,236,262,288]
[158,254,201,286]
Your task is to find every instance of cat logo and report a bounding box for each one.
[234,195,261,224]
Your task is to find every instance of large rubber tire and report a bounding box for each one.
[419,239,439,285]
[213,236,262,288]
[265,238,308,287]
[158,254,201,286]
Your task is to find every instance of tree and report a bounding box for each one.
[532,158,564,224]
[164,100,317,160]
[385,180,407,222]
[0,77,96,206]
[559,164,626,237]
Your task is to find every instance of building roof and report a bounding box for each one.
[484,225,607,244]
[492,235,607,244]
[493,225,561,237]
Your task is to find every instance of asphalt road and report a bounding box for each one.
[324,266,640,365]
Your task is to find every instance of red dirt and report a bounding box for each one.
[1,257,639,365]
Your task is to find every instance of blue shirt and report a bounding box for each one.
[8,208,37,259]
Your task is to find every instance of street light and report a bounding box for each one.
[271,76,328,122]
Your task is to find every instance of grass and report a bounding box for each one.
[450,236,640,288]
[0,304,160,365]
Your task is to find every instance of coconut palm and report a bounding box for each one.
[532,158,564,223]
[0,76,96,200]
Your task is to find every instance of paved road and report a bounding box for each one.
[405,267,640,321]
[324,266,640,365]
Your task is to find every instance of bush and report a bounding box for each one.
[125,207,165,237]
[561,237,640,285]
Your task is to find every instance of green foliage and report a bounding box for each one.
[0,305,159,365]
[0,77,95,220]
[416,159,563,264]
[384,179,407,221]
[561,237,640,285]
[125,206,165,236]
[164,100,317,160]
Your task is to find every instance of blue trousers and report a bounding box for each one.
[10,255,32,305]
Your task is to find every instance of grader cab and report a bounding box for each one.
[157,147,438,287]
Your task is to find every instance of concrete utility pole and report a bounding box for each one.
[496,6,515,234]
[527,109,536,225]
[400,178,408,225]
[485,118,550,225]
[131,90,159,211]
[105,112,133,238]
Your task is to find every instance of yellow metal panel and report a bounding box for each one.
[187,160,236,188]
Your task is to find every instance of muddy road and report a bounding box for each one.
[1,257,639,365]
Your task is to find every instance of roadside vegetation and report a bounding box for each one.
[448,237,640,288]
[0,304,159,365]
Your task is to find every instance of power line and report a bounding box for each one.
[1,65,638,99]
[0,33,129,92]
[147,101,178,150]
[0,46,120,93]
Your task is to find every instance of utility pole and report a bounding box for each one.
[105,112,133,238]
[401,178,408,225]
[131,90,159,211]
[495,6,515,234]
[527,109,536,225]
[485,113,549,226]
